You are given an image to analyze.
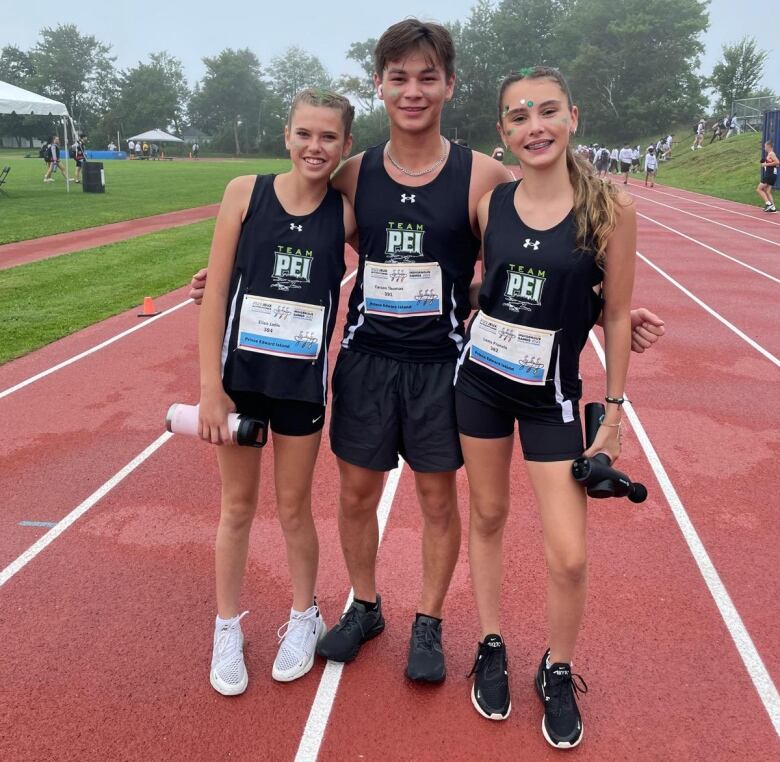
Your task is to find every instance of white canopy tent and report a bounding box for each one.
[127,128,184,143]
[0,80,74,192]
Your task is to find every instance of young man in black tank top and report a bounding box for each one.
[188,19,666,684]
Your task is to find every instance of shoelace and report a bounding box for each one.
[277,605,319,651]
[467,642,503,679]
[412,620,440,653]
[214,610,249,662]
[546,669,588,717]
[334,603,372,637]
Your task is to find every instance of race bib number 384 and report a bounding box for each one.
[238,295,324,360]
[470,311,555,385]
[364,261,443,318]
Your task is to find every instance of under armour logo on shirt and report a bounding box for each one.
[401,194,416,203]
[290,223,303,231]
[523,238,540,250]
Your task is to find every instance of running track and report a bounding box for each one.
[1,184,779,761]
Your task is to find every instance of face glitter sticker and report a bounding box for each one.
[519,67,534,77]
[389,88,401,99]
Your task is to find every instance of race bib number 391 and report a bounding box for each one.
[470,311,555,385]
[364,261,443,318]
[238,295,324,360]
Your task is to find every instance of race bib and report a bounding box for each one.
[469,311,555,385]
[364,261,443,318]
[237,295,324,360]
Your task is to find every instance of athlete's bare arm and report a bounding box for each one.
[197,175,255,444]
[469,189,493,308]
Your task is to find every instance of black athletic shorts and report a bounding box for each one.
[620,161,631,173]
[455,388,584,462]
[761,167,777,186]
[226,389,325,437]
[329,349,463,473]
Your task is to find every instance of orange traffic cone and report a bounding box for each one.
[137,296,161,317]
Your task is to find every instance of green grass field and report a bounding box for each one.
[0,150,289,244]
[636,130,765,206]
[0,219,213,364]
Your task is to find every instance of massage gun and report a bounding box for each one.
[165,403,268,448]
[571,403,647,503]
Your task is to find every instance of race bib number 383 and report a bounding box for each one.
[238,295,324,360]
[364,261,443,318]
[470,311,555,385]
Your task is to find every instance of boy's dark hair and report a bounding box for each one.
[374,19,456,80]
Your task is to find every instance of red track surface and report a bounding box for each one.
[0,204,219,270]
[1,188,779,761]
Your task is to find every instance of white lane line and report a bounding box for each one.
[0,432,172,588]
[637,251,779,367]
[295,459,406,762]
[0,300,192,400]
[0,269,359,402]
[588,333,780,737]
[633,193,780,247]
[629,182,780,228]
[637,213,780,285]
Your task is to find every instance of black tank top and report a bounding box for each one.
[221,174,345,404]
[456,180,603,408]
[341,141,479,362]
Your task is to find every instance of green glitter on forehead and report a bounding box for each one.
[519,67,534,77]
[527,100,534,107]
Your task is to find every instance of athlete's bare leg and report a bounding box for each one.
[415,470,461,618]
[337,458,385,602]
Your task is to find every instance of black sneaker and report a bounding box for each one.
[535,649,588,749]
[316,596,385,662]
[468,634,511,720]
[404,615,446,683]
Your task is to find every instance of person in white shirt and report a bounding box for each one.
[726,116,739,139]
[108,141,116,151]
[128,139,135,159]
[692,119,704,150]
[618,144,633,184]
[609,147,619,173]
[644,146,658,187]
[631,145,640,173]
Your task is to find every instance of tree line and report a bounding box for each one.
[0,1,774,154]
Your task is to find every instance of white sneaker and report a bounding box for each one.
[272,604,327,682]
[210,611,249,696]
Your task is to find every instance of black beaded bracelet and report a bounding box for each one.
[605,395,626,405]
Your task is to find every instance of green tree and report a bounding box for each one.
[189,48,266,155]
[0,45,57,147]
[30,24,117,127]
[709,36,771,113]
[337,38,378,113]
[558,0,708,141]
[105,52,189,138]
[268,46,332,111]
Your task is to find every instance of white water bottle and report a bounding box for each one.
[165,403,267,447]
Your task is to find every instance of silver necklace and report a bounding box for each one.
[386,136,449,177]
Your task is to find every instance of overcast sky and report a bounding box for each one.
[4,0,776,97]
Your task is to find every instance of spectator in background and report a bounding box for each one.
[663,135,673,160]
[726,116,739,138]
[142,141,149,157]
[43,135,68,183]
[107,140,117,151]
[692,119,704,150]
[134,141,142,159]
[618,143,633,184]
[192,142,200,158]
[150,143,159,160]
[128,138,135,158]
[71,133,87,184]
[644,145,658,187]
[491,146,505,162]
[757,139,778,213]
[595,144,610,178]
[631,145,640,173]
[609,146,619,174]
[709,121,723,144]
